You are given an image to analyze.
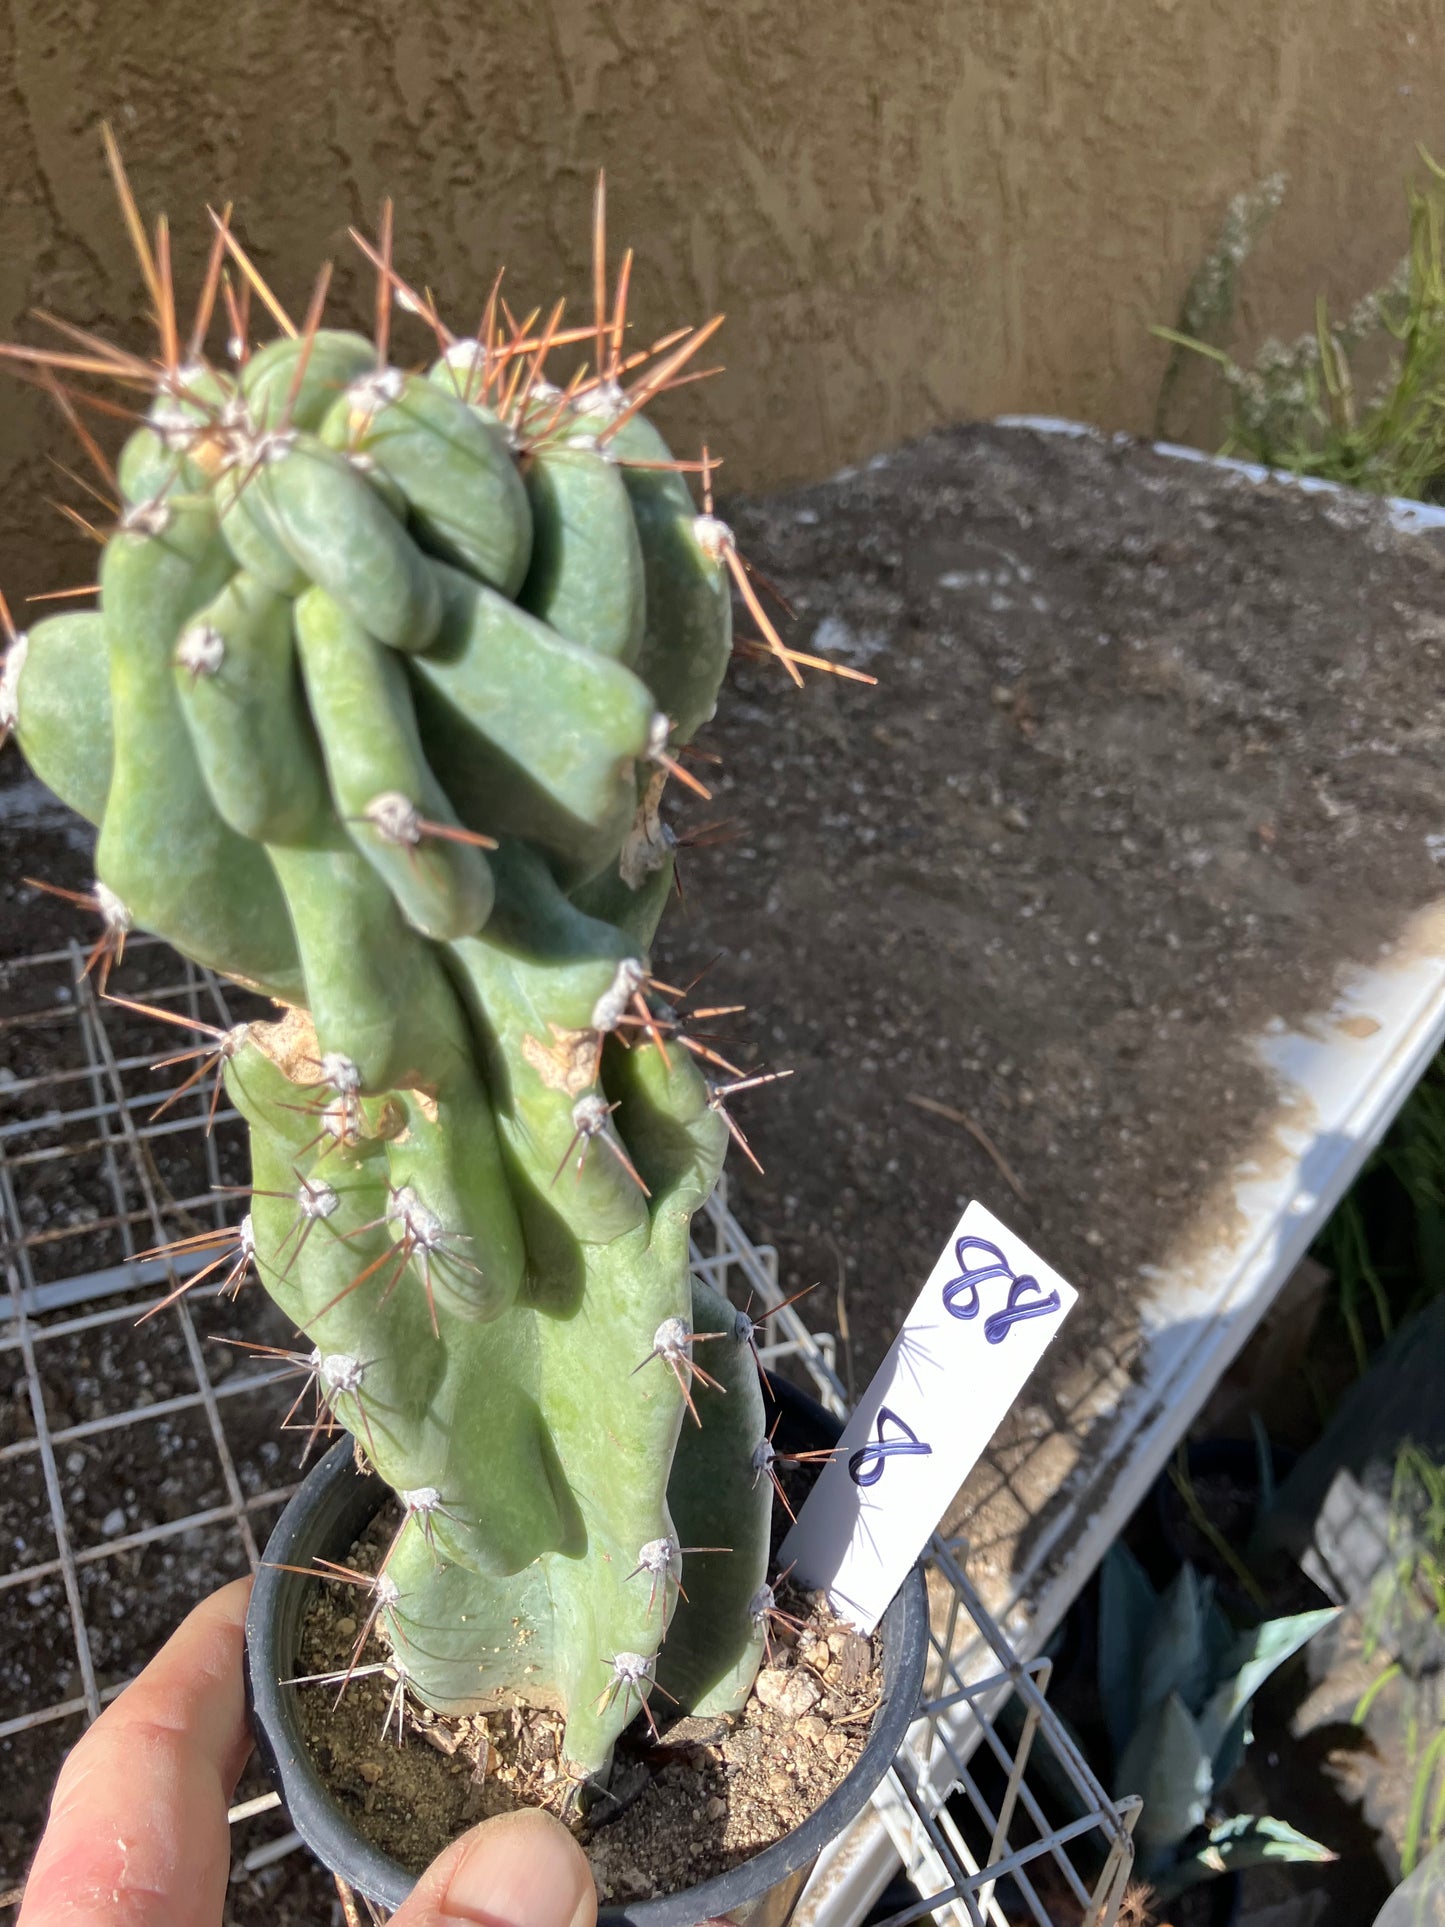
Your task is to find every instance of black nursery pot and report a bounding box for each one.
[1151,1437,1297,1592]
[246,1374,930,1925]
[1211,1870,1243,1927]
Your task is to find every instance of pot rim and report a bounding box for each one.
[246,1375,930,1923]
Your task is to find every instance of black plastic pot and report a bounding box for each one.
[1150,1872,1243,1927]
[1151,1436,1299,1621]
[1151,1437,1297,1573]
[1212,1869,1243,1927]
[247,1374,929,1925]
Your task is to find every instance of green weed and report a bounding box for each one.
[1154,155,1445,501]
[1354,1444,1445,1876]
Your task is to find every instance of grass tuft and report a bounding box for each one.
[1154,154,1445,502]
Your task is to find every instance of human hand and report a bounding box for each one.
[19,1579,598,1927]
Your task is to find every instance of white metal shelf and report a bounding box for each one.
[0,937,1137,1923]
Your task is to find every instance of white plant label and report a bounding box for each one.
[779,1200,1077,1632]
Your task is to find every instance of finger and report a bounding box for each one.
[390,1808,598,1927]
[19,1576,254,1927]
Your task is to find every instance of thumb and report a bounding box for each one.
[390,1807,598,1927]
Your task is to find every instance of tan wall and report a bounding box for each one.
[2,0,1443,603]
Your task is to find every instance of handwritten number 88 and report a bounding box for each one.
[943,1235,1061,1343]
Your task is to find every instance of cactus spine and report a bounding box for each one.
[1,158,858,1786]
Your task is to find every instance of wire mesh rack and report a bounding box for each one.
[0,935,1137,1924]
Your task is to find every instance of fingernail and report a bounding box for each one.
[439,1809,596,1927]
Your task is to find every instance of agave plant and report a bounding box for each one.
[1099,1544,1338,1897]
[0,139,870,1791]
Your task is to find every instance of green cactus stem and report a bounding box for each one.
[0,162,868,1785]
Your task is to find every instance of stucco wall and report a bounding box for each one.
[2,0,1443,601]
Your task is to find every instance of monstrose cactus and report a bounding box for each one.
[0,152,861,1786]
